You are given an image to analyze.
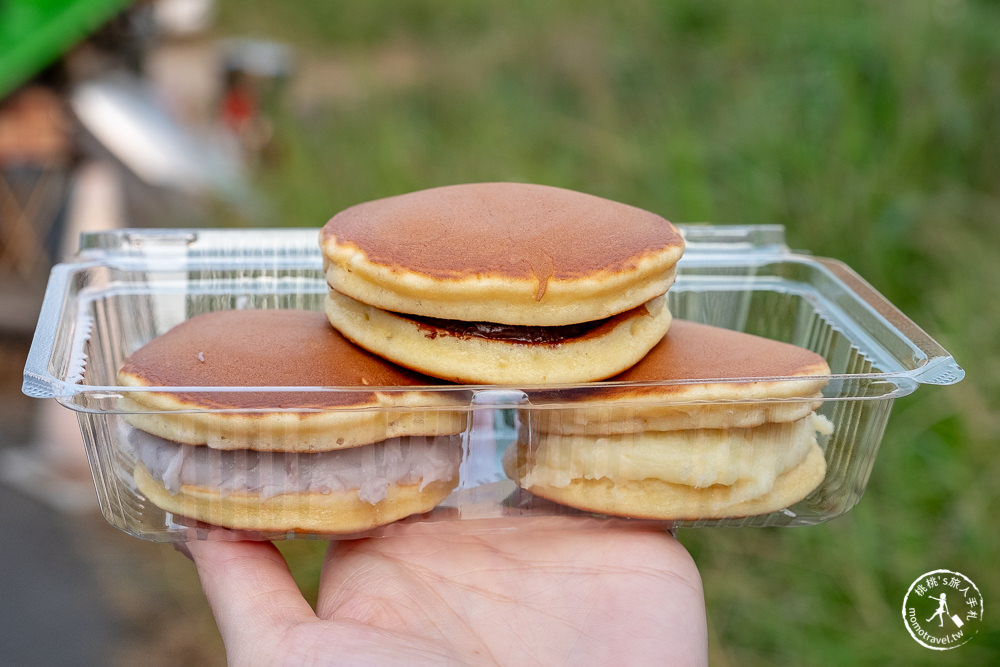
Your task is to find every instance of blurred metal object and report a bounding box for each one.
[71,73,245,198]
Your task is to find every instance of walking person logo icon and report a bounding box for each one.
[926,593,955,628]
[903,569,983,650]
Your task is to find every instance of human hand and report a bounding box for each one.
[185,518,707,666]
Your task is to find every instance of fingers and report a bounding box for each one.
[185,540,317,662]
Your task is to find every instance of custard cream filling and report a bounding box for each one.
[518,413,832,503]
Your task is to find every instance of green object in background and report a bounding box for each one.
[0,0,131,98]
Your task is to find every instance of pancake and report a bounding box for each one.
[504,443,828,521]
[131,429,461,534]
[324,289,673,384]
[528,319,832,434]
[506,320,834,521]
[116,309,467,533]
[319,182,684,382]
[117,309,467,451]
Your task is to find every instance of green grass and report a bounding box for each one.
[212,1,1000,664]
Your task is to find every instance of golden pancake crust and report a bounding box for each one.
[135,464,458,534]
[320,183,684,326]
[529,319,832,434]
[117,309,466,450]
[505,444,827,521]
[325,290,674,384]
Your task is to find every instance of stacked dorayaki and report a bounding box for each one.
[119,182,833,532]
[118,309,468,534]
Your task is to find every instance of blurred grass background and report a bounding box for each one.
[208,1,998,664]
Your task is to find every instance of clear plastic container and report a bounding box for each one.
[22,226,964,540]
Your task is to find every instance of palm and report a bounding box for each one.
[188,518,706,666]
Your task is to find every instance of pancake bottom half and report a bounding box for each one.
[135,466,458,534]
[324,290,673,384]
[504,414,831,521]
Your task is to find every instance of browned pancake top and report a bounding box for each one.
[118,309,445,409]
[320,183,683,282]
[610,320,831,391]
[520,320,831,403]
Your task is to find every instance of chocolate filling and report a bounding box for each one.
[407,314,609,344]
[407,304,657,345]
